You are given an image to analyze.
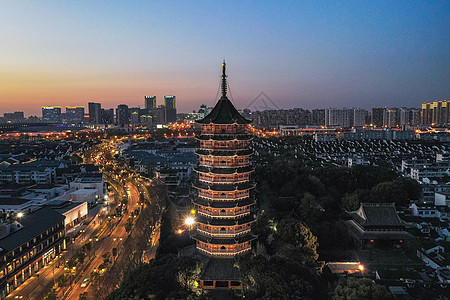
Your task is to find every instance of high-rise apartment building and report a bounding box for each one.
[383,108,398,128]
[312,109,325,126]
[88,102,102,124]
[101,108,115,125]
[353,109,368,127]
[371,108,385,127]
[116,104,129,126]
[65,106,85,124]
[164,96,177,123]
[42,106,62,123]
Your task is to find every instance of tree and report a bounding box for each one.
[299,192,316,217]
[342,193,360,211]
[332,277,392,300]
[276,219,324,272]
[43,288,57,300]
[239,255,322,300]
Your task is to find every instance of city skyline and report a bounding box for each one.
[1,1,449,116]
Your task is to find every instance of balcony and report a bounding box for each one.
[198,209,251,218]
[197,227,251,237]
[198,177,250,185]
[199,161,249,168]
[197,193,249,201]
[197,244,252,256]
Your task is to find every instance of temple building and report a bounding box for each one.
[192,61,256,289]
[345,203,412,249]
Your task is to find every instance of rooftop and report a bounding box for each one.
[0,207,65,252]
[200,257,240,281]
[348,203,405,228]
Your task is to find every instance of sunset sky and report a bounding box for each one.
[0,1,449,116]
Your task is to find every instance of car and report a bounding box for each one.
[80,278,90,287]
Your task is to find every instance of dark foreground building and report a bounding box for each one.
[0,207,65,299]
[192,61,256,289]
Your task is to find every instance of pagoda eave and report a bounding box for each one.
[194,165,255,175]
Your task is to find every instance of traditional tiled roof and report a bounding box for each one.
[196,215,255,226]
[192,233,256,244]
[200,258,240,281]
[193,197,256,208]
[347,203,405,228]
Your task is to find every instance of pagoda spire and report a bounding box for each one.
[221,59,227,98]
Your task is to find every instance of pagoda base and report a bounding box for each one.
[199,257,241,290]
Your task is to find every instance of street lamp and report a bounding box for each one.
[185,217,195,226]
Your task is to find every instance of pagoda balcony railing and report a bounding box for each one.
[197,244,252,256]
[198,210,251,218]
[200,145,249,151]
[198,178,249,185]
[197,228,251,236]
[199,162,249,168]
[197,194,249,201]
[201,128,248,135]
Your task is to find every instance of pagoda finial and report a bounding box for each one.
[221,59,227,98]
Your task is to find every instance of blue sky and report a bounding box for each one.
[0,1,449,115]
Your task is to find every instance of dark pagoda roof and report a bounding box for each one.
[196,61,251,125]
[200,258,240,281]
[197,215,255,226]
[193,181,256,191]
[194,165,254,174]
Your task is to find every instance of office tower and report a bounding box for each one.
[3,112,25,123]
[101,108,115,125]
[312,109,325,126]
[153,105,166,124]
[144,96,157,109]
[65,106,85,124]
[164,96,177,123]
[371,108,385,127]
[130,107,141,125]
[116,104,129,126]
[42,106,62,123]
[193,61,256,260]
[88,102,102,124]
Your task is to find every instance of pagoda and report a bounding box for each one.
[192,61,256,258]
